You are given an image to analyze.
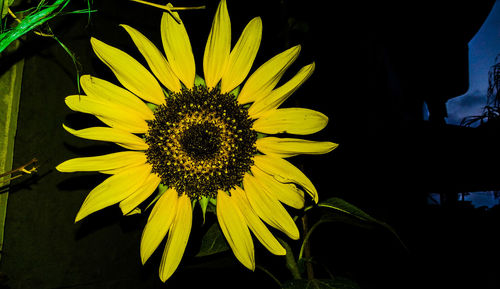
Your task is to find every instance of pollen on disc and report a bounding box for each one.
[145,86,257,199]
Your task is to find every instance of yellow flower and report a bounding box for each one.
[57,0,337,282]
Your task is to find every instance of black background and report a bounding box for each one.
[1,0,500,288]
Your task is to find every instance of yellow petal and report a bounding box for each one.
[253,155,318,203]
[65,95,148,133]
[256,137,338,158]
[216,190,255,270]
[231,186,285,255]
[141,187,178,264]
[98,166,134,175]
[120,25,182,93]
[159,194,192,282]
[221,17,262,93]
[63,125,148,151]
[90,37,165,105]
[161,7,196,88]
[252,107,328,135]
[237,45,300,104]
[80,75,154,120]
[125,208,141,216]
[203,0,230,88]
[75,163,151,222]
[243,173,299,240]
[56,151,146,173]
[119,173,161,215]
[251,166,304,209]
[248,63,315,118]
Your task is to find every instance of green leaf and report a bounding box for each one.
[194,74,206,86]
[282,278,360,289]
[199,196,209,223]
[1,0,15,19]
[146,102,158,111]
[0,38,24,261]
[316,210,376,230]
[207,197,217,213]
[318,197,407,250]
[229,85,240,98]
[1,0,8,19]
[318,197,380,222]
[195,221,230,257]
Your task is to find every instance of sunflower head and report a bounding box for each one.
[57,0,337,283]
[145,85,257,200]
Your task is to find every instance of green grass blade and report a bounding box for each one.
[0,0,70,54]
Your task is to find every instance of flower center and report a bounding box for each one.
[179,122,221,161]
[145,85,257,199]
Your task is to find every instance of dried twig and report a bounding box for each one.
[0,158,39,184]
[129,0,205,24]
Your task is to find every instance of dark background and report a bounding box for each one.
[1,0,500,288]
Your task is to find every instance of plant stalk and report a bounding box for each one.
[279,238,301,280]
[301,214,315,280]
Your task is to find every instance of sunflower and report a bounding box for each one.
[57,0,337,282]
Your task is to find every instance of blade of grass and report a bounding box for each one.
[0,0,71,53]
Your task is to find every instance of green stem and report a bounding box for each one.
[279,238,301,280]
[301,214,314,280]
[298,220,324,261]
